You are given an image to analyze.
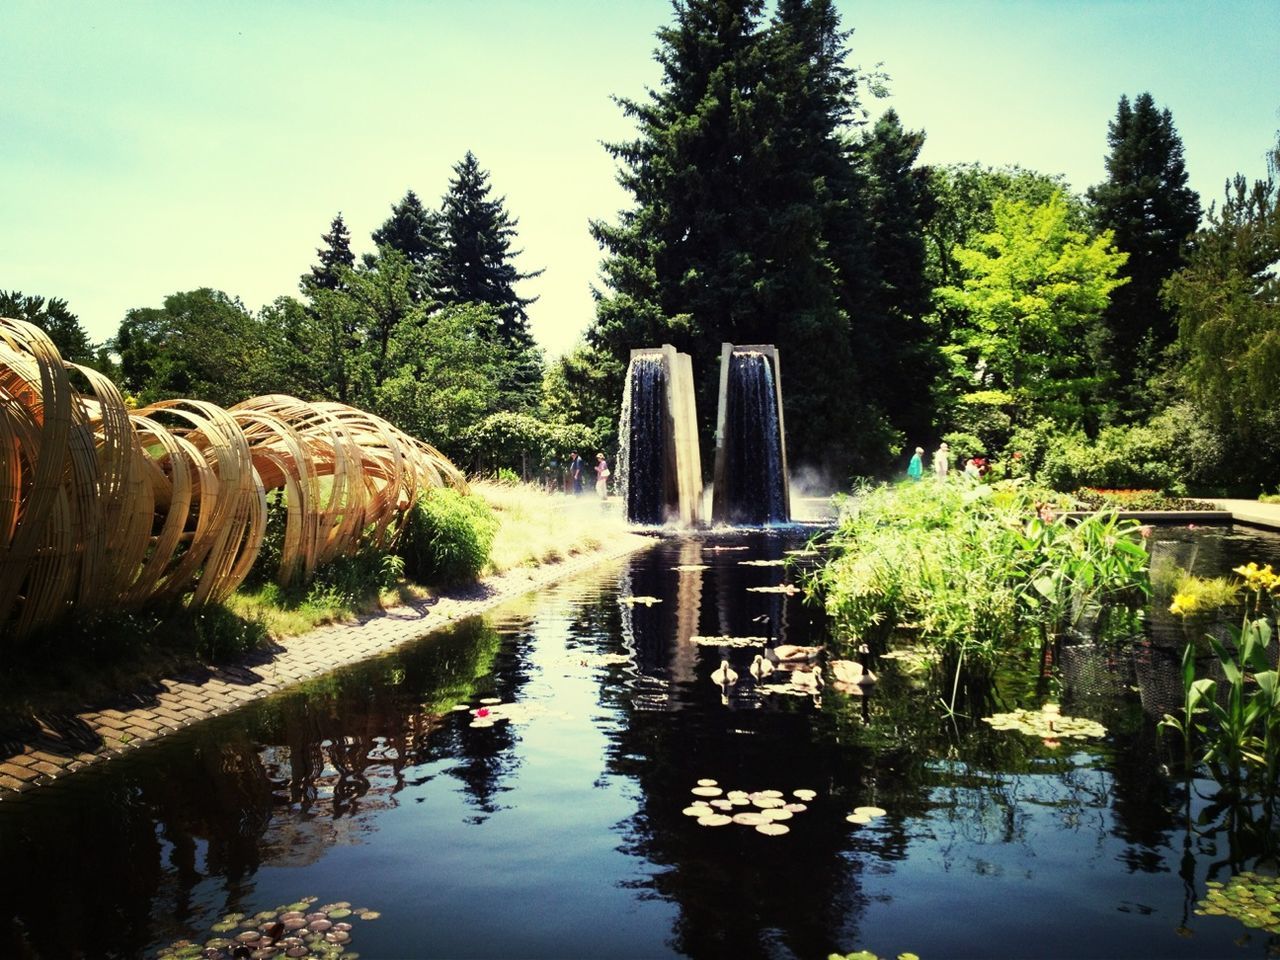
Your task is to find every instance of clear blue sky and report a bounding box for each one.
[2,0,1277,357]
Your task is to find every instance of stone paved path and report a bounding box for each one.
[1203,498,1280,532]
[0,532,655,800]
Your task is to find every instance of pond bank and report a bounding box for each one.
[0,528,657,801]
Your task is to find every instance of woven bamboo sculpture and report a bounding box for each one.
[0,318,465,638]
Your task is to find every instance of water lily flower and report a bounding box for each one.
[476,707,490,718]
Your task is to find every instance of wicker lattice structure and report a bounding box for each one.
[0,318,465,638]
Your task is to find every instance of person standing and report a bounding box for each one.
[932,442,950,480]
[907,446,924,481]
[595,452,611,499]
[570,451,584,495]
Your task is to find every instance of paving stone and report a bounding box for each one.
[0,763,38,782]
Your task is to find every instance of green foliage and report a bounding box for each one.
[304,548,406,609]
[462,410,597,478]
[112,288,278,406]
[815,480,1149,706]
[0,288,97,366]
[371,188,445,302]
[301,212,356,294]
[1088,93,1201,417]
[398,488,498,585]
[187,603,272,662]
[589,0,917,477]
[1073,488,1215,512]
[1161,574,1280,792]
[373,302,510,458]
[1165,133,1280,489]
[440,151,544,412]
[542,341,624,454]
[936,190,1129,426]
[1039,423,1180,491]
[925,163,1082,291]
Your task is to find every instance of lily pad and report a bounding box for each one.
[739,559,787,566]
[621,596,663,606]
[690,635,768,647]
[761,808,793,821]
[846,813,873,825]
[732,811,769,825]
[479,697,502,705]
[853,806,887,818]
[746,584,801,594]
[755,822,790,836]
[691,786,723,797]
[697,778,718,786]
[697,813,733,827]
[793,789,817,801]
[682,805,709,817]
[982,706,1106,740]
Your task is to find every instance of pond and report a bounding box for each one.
[6,524,1280,959]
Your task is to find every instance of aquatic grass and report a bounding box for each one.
[813,479,1150,712]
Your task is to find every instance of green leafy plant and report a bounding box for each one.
[1161,563,1280,791]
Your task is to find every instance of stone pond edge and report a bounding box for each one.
[0,531,659,802]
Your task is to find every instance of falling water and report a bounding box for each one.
[618,355,669,525]
[721,351,787,525]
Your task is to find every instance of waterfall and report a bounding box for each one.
[618,355,669,525]
[720,351,787,525]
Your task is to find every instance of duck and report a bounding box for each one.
[749,654,775,679]
[711,660,738,686]
[789,667,823,690]
[829,658,877,692]
[768,644,823,664]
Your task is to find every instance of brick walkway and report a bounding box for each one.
[0,532,655,800]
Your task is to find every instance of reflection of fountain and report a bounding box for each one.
[712,344,789,525]
[618,345,703,526]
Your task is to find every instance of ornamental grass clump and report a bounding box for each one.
[814,479,1149,710]
[398,487,498,586]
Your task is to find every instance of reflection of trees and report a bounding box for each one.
[0,617,510,958]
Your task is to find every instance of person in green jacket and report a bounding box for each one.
[907,446,924,481]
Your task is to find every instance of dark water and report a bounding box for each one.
[7,525,1280,958]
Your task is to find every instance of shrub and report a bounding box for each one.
[399,488,498,585]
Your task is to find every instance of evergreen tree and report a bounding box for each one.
[371,190,444,301]
[1087,93,1201,416]
[590,0,897,474]
[301,212,355,293]
[439,151,544,410]
[856,108,937,448]
[0,289,95,365]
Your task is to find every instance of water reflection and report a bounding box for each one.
[6,527,1280,958]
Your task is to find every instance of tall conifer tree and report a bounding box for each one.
[1087,92,1200,416]
[371,190,444,302]
[301,212,355,293]
[439,151,543,410]
[591,0,905,473]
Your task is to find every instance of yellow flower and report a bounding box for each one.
[1170,592,1199,616]
[1234,561,1280,591]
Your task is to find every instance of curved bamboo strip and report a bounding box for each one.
[0,318,467,639]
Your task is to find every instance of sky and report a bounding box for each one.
[2,0,1278,359]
